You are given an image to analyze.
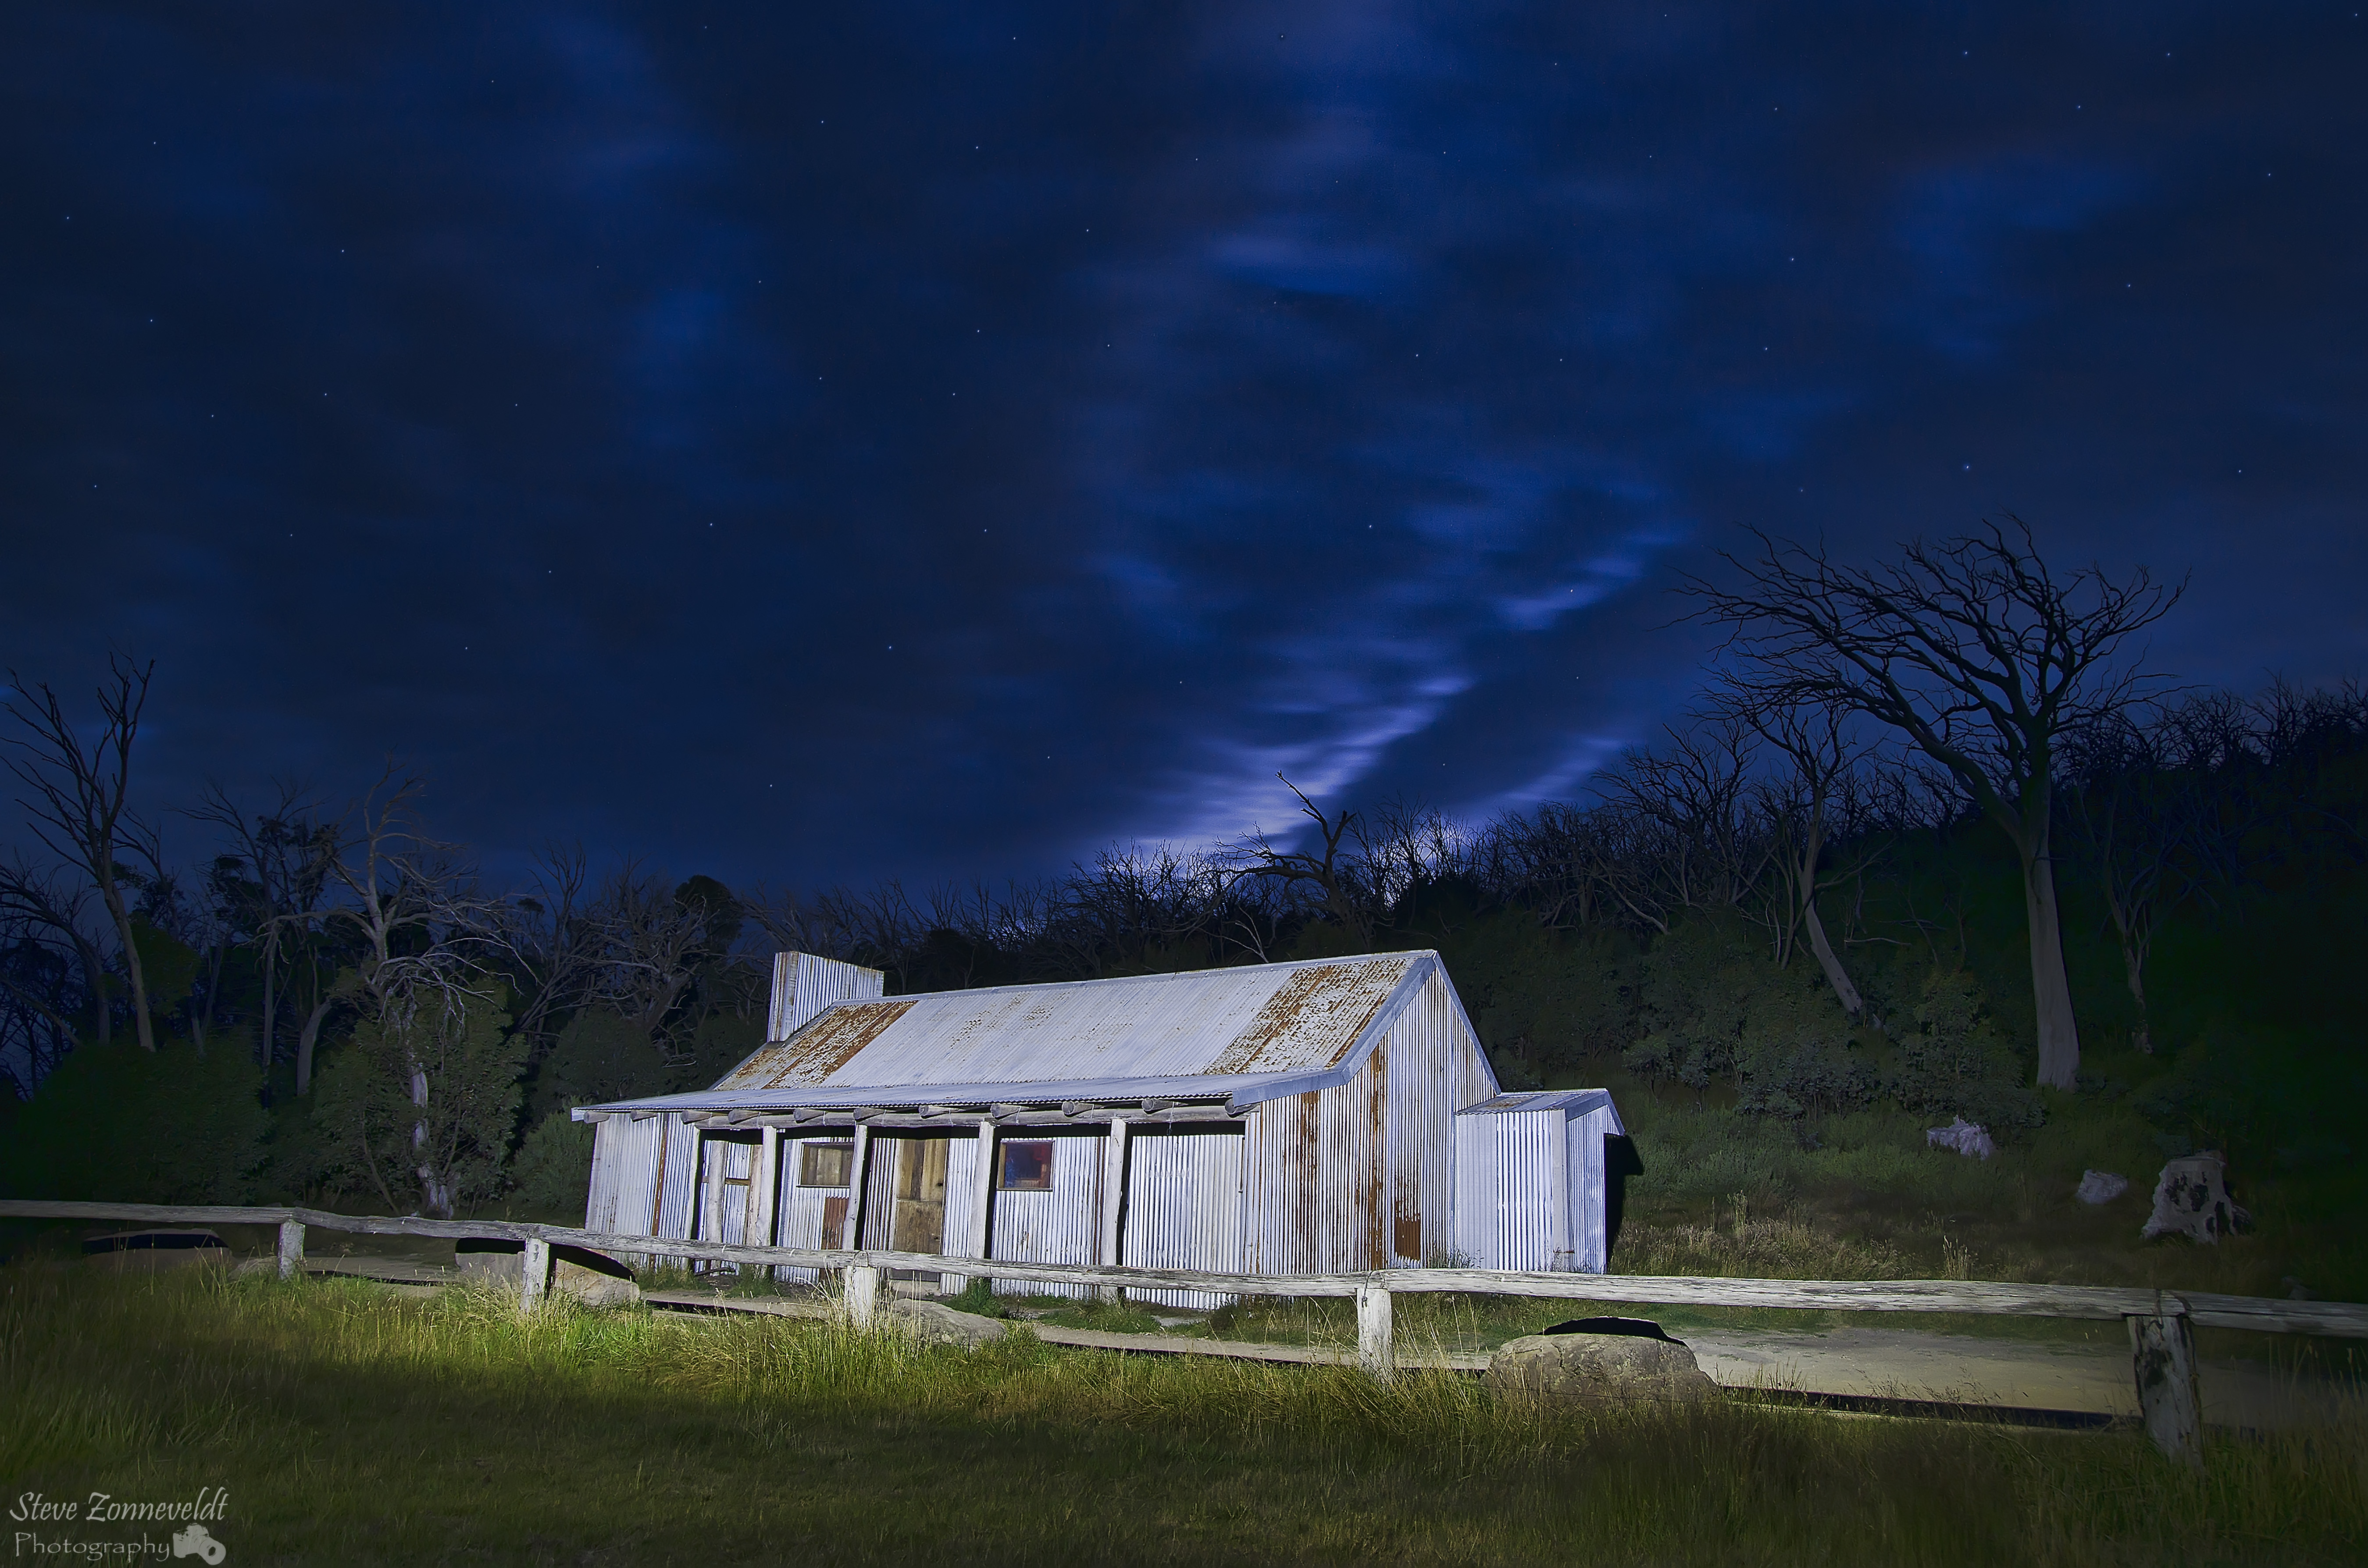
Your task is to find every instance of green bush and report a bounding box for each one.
[524,1009,671,1123]
[1617,914,1872,1119]
[0,1035,265,1203]
[1886,968,2043,1133]
[506,1111,595,1221]
[310,991,524,1215]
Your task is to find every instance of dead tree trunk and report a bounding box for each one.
[1686,523,2179,1093]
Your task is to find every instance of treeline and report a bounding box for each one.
[4,528,2364,1218]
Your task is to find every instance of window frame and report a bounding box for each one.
[798,1141,855,1190]
[997,1139,1055,1192]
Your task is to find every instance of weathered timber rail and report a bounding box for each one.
[11,1198,2361,1465]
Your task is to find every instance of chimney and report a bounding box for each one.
[766,951,886,1041]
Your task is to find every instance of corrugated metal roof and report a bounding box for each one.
[594,952,1437,1115]
[1458,1089,1623,1132]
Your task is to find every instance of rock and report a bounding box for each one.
[1484,1330,1720,1407]
[2142,1152,2243,1244]
[553,1257,638,1308]
[455,1240,638,1306]
[887,1299,1009,1347]
[232,1257,278,1279]
[1926,1118,1994,1159]
[2075,1170,2129,1205]
[454,1244,523,1285]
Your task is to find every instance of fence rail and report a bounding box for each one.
[10,1198,2360,1465]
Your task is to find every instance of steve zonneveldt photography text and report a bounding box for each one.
[11,1490,229,1563]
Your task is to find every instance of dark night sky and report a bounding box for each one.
[5,3,2364,889]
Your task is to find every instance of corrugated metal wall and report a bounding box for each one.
[1567,1104,1615,1273]
[1124,1125,1245,1309]
[767,951,887,1041]
[987,1128,1103,1301]
[1380,968,1489,1266]
[652,1114,700,1243]
[764,1130,854,1283]
[1452,1108,1572,1271]
[1241,966,1493,1278]
[856,1135,900,1250]
[696,1133,758,1248]
[942,1129,988,1270]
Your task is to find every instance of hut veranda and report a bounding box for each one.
[575,951,1630,1298]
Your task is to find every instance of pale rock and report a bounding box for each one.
[455,1242,638,1306]
[2075,1170,2129,1205]
[1484,1331,1720,1407]
[2143,1153,2243,1244]
[553,1257,639,1308]
[454,1246,522,1285]
[1926,1117,1994,1159]
[888,1299,1009,1347]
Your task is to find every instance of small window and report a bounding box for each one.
[799,1142,854,1189]
[999,1140,1054,1191]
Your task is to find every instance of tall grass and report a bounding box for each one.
[3,1260,2360,1564]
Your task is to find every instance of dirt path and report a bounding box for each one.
[1684,1325,2354,1429]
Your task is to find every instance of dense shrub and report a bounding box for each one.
[1885,967,2043,1133]
[524,1010,672,1123]
[311,991,525,1215]
[0,1035,265,1203]
[1617,915,1873,1120]
[507,1111,596,1220]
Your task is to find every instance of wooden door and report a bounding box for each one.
[891,1138,950,1255]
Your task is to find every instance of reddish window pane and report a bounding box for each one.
[999,1140,1053,1191]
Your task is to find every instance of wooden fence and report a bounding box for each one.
[10,1198,2364,1466]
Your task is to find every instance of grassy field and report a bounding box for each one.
[4,1261,2361,1566]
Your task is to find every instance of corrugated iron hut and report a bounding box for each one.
[574,950,1626,1297]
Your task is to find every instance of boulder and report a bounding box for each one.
[454,1242,522,1285]
[888,1299,1009,1347]
[2075,1170,2129,1205]
[553,1257,639,1308]
[454,1240,639,1306]
[1484,1329,1720,1407]
[2142,1153,2244,1244]
[1926,1118,1994,1159]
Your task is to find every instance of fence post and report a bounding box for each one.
[1097,1118,1130,1305]
[1356,1283,1394,1380]
[845,1263,881,1327]
[2127,1303,2201,1469]
[519,1237,552,1315]
[275,1220,305,1280]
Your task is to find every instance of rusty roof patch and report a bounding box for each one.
[1203,954,1414,1076]
[713,998,917,1090]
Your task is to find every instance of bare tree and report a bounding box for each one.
[1731,698,1877,1015]
[1687,521,2181,1088]
[314,764,502,1092]
[1589,716,1776,931]
[487,842,609,1054]
[0,863,93,1090]
[594,865,726,1047]
[1229,776,1378,947]
[3,657,163,1050]
[2061,712,2208,1055]
[189,779,339,1068]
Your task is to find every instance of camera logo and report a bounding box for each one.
[171,1523,228,1563]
